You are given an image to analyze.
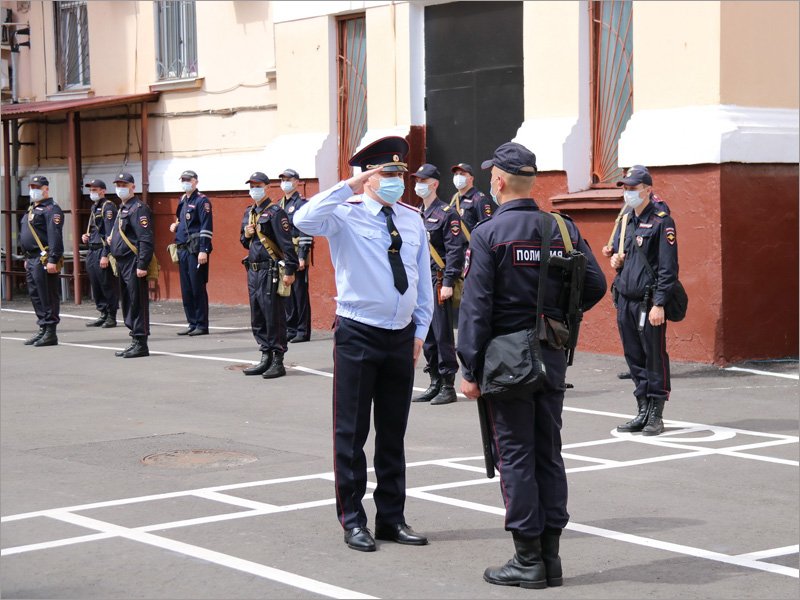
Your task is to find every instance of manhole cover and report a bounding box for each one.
[226,364,252,371]
[141,449,258,468]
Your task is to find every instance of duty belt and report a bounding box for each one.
[24,250,41,258]
[176,243,188,250]
[249,260,272,271]
[88,243,104,249]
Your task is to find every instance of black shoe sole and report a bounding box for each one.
[345,541,376,552]
[483,575,547,589]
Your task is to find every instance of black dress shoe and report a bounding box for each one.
[176,327,194,336]
[86,315,106,327]
[374,522,428,546]
[188,328,209,336]
[344,527,376,552]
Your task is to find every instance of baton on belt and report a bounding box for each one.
[477,396,495,479]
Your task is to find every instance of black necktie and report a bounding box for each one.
[381,206,408,294]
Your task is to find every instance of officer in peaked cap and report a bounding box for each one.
[449,161,495,239]
[82,178,119,328]
[458,141,607,588]
[293,136,433,552]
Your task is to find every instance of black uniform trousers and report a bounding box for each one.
[487,343,570,537]
[422,276,458,376]
[25,257,60,326]
[616,295,671,401]
[178,249,209,331]
[333,317,415,530]
[117,254,150,338]
[86,247,118,317]
[247,262,287,354]
[285,266,311,341]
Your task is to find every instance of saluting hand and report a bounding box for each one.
[345,166,382,194]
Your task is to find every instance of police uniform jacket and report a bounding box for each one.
[453,187,495,233]
[175,189,213,254]
[423,197,466,287]
[19,198,64,263]
[240,202,298,275]
[281,191,313,262]
[457,198,607,383]
[612,201,678,306]
[109,197,154,270]
[87,197,117,257]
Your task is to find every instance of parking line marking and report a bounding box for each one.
[724,366,799,380]
[0,308,250,331]
[737,545,800,560]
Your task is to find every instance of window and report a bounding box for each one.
[336,15,367,179]
[155,0,197,80]
[55,1,90,90]
[589,1,633,186]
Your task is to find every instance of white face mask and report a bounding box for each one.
[29,188,44,203]
[280,181,294,194]
[181,181,193,193]
[89,192,101,202]
[249,187,266,201]
[414,182,431,198]
[623,189,644,208]
[116,186,131,200]
[453,174,468,190]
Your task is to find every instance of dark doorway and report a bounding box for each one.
[424,1,524,200]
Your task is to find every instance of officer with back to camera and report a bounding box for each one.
[82,179,118,329]
[457,142,607,589]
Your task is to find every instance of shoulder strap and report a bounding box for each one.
[632,236,658,282]
[253,208,285,261]
[26,206,48,253]
[116,211,138,255]
[537,212,552,321]
[551,213,573,253]
[618,213,629,257]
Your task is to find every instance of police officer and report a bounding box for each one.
[293,136,433,553]
[108,173,154,359]
[20,175,64,347]
[609,166,679,436]
[170,170,213,336]
[240,171,298,379]
[410,163,466,406]
[279,168,313,343]
[450,162,496,236]
[457,142,606,588]
[82,179,118,329]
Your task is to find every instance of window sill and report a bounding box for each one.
[550,187,623,211]
[149,77,204,92]
[46,88,94,100]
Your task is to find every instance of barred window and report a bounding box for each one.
[55,0,90,90]
[154,0,197,80]
[336,15,367,179]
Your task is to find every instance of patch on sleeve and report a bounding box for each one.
[450,219,461,236]
[483,203,493,216]
[665,227,676,245]
[139,215,149,228]
[52,214,62,225]
[105,210,114,219]
[281,217,290,232]
[463,248,471,277]
[204,203,211,213]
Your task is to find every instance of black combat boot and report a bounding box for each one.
[483,533,547,589]
[101,313,117,328]
[642,398,665,436]
[122,336,149,358]
[262,352,286,379]
[33,325,58,347]
[541,528,563,587]
[24,327,46,345]
[115,338,137,357]
[243,351,272,376]
[430,373,457,405]
[86,312,107,327]
[616,396,649,432]
[413,370,441,402]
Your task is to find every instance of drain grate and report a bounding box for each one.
[141,449,258,469]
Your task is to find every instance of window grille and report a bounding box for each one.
[590,0,633,186]
[337,15,367,179]
[155,0,197,80]
[55,0,90,90]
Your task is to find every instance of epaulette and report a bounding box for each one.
[442,204,451,212]
[398,201,421,213]
[656,211,667,217]
[268,203,281,212]
[551,210,573,222]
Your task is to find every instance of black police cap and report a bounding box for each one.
[113,172,135,184]
[245,171,270,184]
[84,179,107,190]
[348,136,409,172]
[617,165,653,187]
[180,170,198,180]
[481,142,537,176]
[30,175,49,186]
[411,163,440,180]
[280,168,300,179]
[450,163,474,176]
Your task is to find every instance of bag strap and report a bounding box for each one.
[632,235,658,282]
[450,192,471,241]
[116,211,139,255]
[26,205,48,254]
[607,205,628,248]
[551,213,574,253]
[429,243,445,270]
[251,205,285,261]
[618,213,629,258]
[537,211,552,324]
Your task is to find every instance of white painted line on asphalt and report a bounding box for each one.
[724,366,799,380]
[0,308,251,331]
[0,532,115,556]
[736,545,800,560]
[191,490,280,511]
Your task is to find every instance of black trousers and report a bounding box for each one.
[333,317,415,530]
[616,295,671,401]
[25,257,60,327]
[86,248,118,316]
[487,343,569,537]
[178,250,209,331]
[285,266,311,341]
[422,276,458,376]
[247,265,287,354]
[117,255,150,338]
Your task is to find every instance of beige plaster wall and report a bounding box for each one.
[720,1,800,108]
[365,3,403,129]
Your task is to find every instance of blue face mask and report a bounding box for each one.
[376,177,405,204]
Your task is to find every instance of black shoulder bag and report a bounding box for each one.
[632,241,688,322]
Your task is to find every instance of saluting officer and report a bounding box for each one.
[20,175,64,347]
[108,172,154,359]
[170,170,213,336]
[411,163,467,406]
[240,171,298,379]
[279,168,313,343]
[450,162,496,236]
[293,136,433,553]
[457,142,606,589]
[609,166,679,436]
[82,179,118,329]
